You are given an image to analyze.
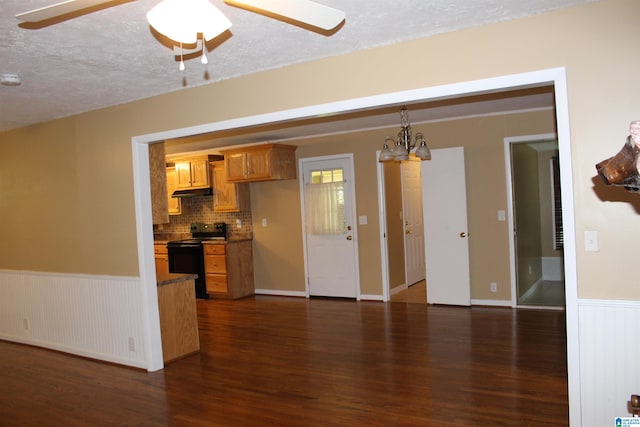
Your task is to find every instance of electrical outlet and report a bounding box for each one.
[490,282,497,293]
[128,337,135,352]
[23,318,30,330]
[236,218,242,229]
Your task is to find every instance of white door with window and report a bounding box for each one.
[300,155,359,298]
[422,147,471,306]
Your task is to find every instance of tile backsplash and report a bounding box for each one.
[154,196,253,239]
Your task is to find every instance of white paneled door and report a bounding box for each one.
[422,147,471,306]
[300,155,359,298]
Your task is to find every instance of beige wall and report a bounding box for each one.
[1,0,639,300]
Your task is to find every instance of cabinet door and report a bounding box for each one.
[175,161,193,189]
[213,163,238,212]
[246,148,272,179]
[226,153,247,181]
[190,159,210,188]
[155,255,169,276]
[166,167,181,215]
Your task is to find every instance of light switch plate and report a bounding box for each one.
[359,215,368,225]
[498,210,506,221]
[584,230,599,252]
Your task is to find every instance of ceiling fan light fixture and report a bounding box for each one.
[147,0,232,44]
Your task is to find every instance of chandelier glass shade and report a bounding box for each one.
[379,107,431,162]
[146,0,232,44]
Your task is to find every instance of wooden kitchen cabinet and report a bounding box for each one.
[166,166,181,215]
[154,243,169,276]
[173,155,222,190]
[220,143,297,183]
[203,241,254,299]
[211,161,250,212]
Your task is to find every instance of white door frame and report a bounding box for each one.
[503,133,558,308]
[376,151,391,302]
[132,68,580,425]
[298,154,361,299]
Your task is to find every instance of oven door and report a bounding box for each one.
[167,242,208,299]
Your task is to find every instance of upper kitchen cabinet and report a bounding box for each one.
[166,166,181,215]
[173,155,222,190]
[220,143,297,183]
[211,161,250,212]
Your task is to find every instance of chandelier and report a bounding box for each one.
[379,107,431,162]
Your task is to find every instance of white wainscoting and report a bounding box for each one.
[0,270,148,369]
[579,299,640,425]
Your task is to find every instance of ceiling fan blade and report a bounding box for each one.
[224,0,345,31]
[16,0,116,22]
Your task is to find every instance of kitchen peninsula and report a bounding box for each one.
[156,272,200,364]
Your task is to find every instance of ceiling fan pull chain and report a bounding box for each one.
[179,43,185,71]
[201,34,208,65]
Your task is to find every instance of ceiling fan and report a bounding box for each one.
[15,0,346,31]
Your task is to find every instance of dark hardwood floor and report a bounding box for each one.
[0,296,568,426]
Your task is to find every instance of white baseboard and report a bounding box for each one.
[254,289,307,298]
[471,299,513,307]
[359,294,384,301]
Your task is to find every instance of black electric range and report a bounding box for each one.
[167,222,227,299]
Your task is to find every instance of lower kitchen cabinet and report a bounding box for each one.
[203,240,254,299]
[154,243,169,276]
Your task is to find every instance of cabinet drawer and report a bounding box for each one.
[205,255,227,274]
[154,244,168,255]
[206,274,228,293]
[204,244,225,255]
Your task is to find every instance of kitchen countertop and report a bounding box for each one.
[156,272,198,287]
[154,236,253,245]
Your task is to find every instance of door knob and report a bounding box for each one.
[459,232,467,238]
[346,235,353,240]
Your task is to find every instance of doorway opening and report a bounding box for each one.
[382,159,427,304]
[133,68,579,424]
[505,136,565,308]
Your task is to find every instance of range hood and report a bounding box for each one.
[171,188,213,198]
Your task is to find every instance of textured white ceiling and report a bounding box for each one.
[0,0,595,133]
